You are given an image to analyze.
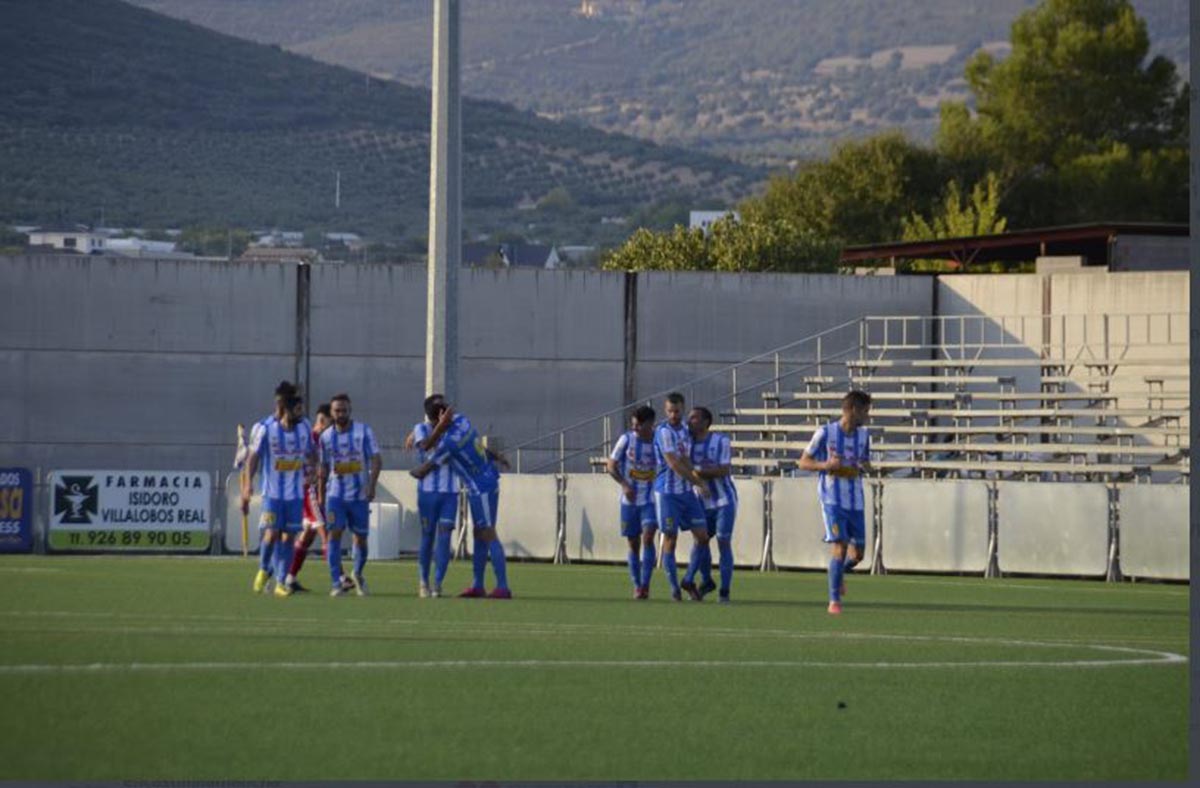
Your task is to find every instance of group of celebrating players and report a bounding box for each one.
[237,381,873,614]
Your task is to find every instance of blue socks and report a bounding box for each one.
[489,539,509,590]
[328,535,343,585]
[844,555,860,572]
[258,536,273,572]
[684,543,702,584]
[828,556,845,602]
[717,538,733,594]
[471,536,488,589]
[663,550,679,593]
[699,542,714,586]
[352,540,367,577]
[434,527,453,587]
[274,538,294,584]
[626,548,641,588]
[418,527,434,586]
[640,541,656,589]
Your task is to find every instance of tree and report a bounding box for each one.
[938,0,1188,225]
[738,131,943,246]
[902,172,1007,242]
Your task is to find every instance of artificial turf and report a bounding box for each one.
[0,555,1188,781]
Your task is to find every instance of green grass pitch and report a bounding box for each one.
[0,555,1188,781]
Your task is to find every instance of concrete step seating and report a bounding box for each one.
[724,407,1187,421]
[713,422,1188,441]
[729,439,1188,458]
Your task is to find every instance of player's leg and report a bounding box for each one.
[639,523,657,597]
[417,492,436,596]
[715,505,736,603]
[619,503,642,595]
[654,492,683,598]
[697,505,717,593]
[254,499,279,592]
[823,505,848,613]
[285,524,316,591]
[681,525,708,600]
[326,498,348,593]
[460,494,489,596]
[432,493,457,596]
[273,500,303,597]
[348,501,370,595]
[840,508,867,598]
[480,489,509,597]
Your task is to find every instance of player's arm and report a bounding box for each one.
[696,435,733,480]
[239,423,265,513]
[657,427,703,485]
[485,447,511,471]
[858,433,873,476]
[415,406,455,451]
[605,435,636,502]
[798,426,840,473]
[365,428,382,501]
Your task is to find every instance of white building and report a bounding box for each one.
[689,210,740,235]
[26,226,106,254]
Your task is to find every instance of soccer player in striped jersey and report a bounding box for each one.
[649,392,706,601]
[318,393,382,597]
[283,401,333,593]
[685,406,737,603]
[410,395,512,599]
[241,381,315,597]
[605,405,657,599]
[407,399,461,598]
[798,390,873,615]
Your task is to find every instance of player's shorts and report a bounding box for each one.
[821,504,866,547]
[704,505,737,540]
[468,488,500,530]
[619,501,656,538]
[419,491,459,531]
[325,498,370,537]
[653,491,706,536]
[260,497,304,534]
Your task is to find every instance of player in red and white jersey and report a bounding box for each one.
[284,401,350,592]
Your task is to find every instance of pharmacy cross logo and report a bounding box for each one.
[54,476,98,524]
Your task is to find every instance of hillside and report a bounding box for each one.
[131,0,1189,165]
[0,0,760,245]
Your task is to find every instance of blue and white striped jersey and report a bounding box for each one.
[412,421,460,494]
[805,420,871,512]
[653,421,694,495]
[249,415,313,501]
[691,432,738,510]
[430,413,500,495]
[610,430,657,506]
[319,421,379,502]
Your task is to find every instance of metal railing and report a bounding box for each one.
[510,312,1190,475]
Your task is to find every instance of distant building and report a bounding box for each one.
[252,230,304,248]
[555,245,597,267]
[324,232,364,250]
[238,247,322,264]
[104,238,185,258]
[689,210,739,235]
[462,242,560,269]
[25,226,106,254]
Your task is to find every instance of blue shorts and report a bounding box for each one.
[326,498,370,536]
[419,491,459,531]
[653,491,706,536]
[822,504,866,547]
[468,488,500,530]
[704,505,737,540]
[620,501,656,538]
[260,498,303,534]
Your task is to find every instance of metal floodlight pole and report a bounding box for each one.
[425,0,461,400]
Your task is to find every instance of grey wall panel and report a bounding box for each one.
[309,263,426,357]
[880,479,990,573]
[463,474,558,560]
[307,355,427,454]
[1,256,297,353]
[769,477,875,570]
[1118,484,1188,580]
[461,268,626,361]
[723,478,765,568]
[562,473,628,563]
[637,272,932,364]
[997,482,1109,576]
[224,471,262,554]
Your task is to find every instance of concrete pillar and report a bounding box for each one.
[425,0,461,400]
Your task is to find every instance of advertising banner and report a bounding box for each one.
[0,468,33,553]
[48,470,211,552]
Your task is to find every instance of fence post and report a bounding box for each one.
[773,352,781,398]
[558,432,566,476]
[731,367,738,411]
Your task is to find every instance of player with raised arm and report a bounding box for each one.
[647,392,706,601]
[318,393,382,597]
[241,381,315,597]
[683,406,738,603]
[406,396,461,598]
[798,390,873,615]
[410,395,512,599]
[605,405,658,599]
